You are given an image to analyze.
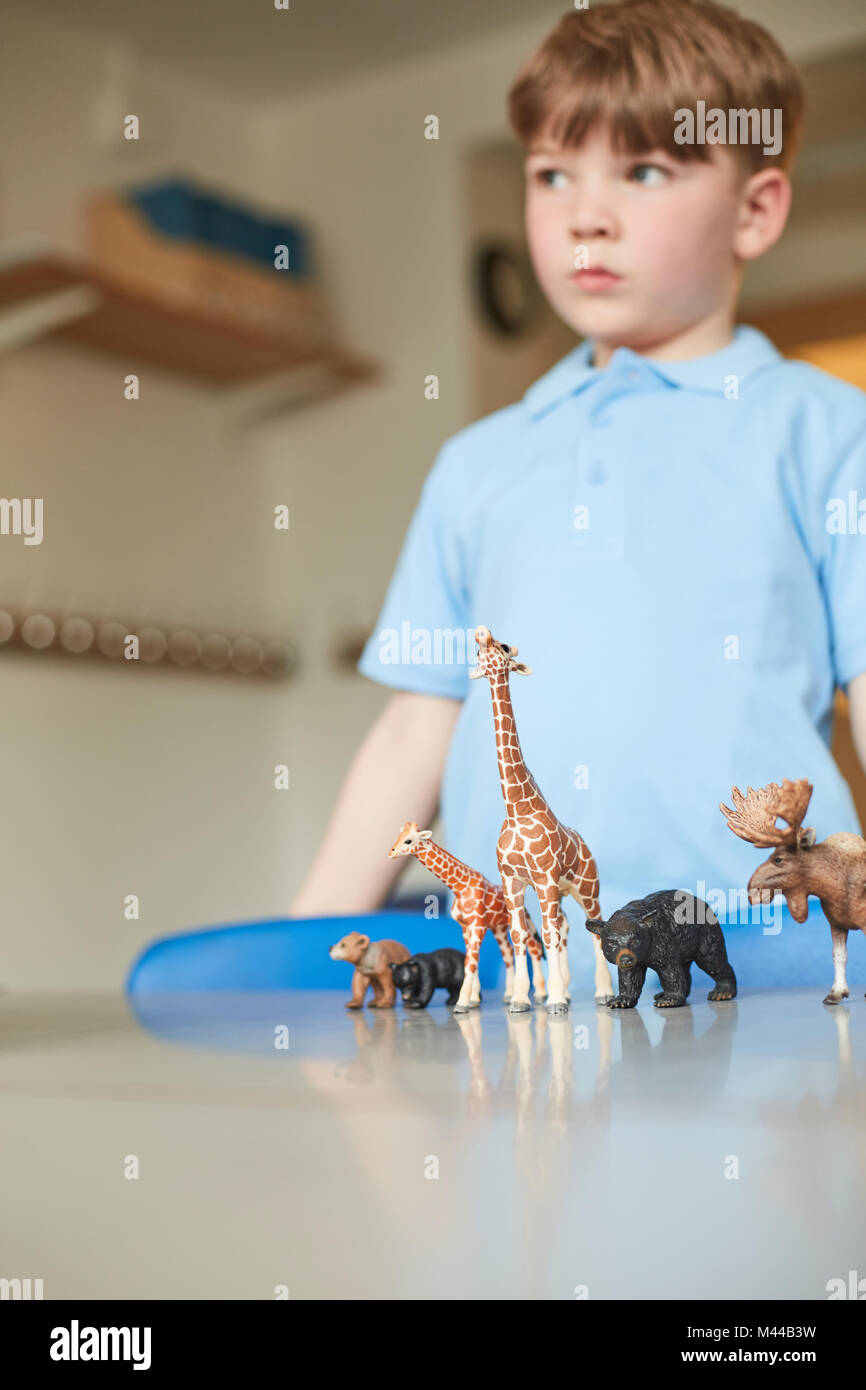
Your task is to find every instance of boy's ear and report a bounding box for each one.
[733,166,792,262]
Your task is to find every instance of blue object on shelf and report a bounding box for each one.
[197,192,252,260]
[125,176,205,241]
[121,175,313,278]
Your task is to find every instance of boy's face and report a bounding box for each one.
[523,124,756,356]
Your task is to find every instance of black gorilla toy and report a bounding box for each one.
[390,949,466,1008]
[586,890,737,1008]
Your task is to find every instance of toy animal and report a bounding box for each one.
[586,890,737,1008]
[391,948,466,1009]
[721,778,866,1005]
[471,624,614,1014]
[329,930,410,1009]
[387,823,547,1011]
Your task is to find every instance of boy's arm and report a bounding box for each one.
[846,671,866,775]
[289,690,462,916]
[294,434,470,915]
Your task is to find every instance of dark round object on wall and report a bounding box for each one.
[473,240,543,337]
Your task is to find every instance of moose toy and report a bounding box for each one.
[721,778,866,1005]
[586,890,738,1008]
[470,624,615,1014]
[387,822,547,1011]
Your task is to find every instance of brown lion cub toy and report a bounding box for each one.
[329,931,410,1009]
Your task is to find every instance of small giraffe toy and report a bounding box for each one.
[387,822,547,1011]
[471,624,614,1014]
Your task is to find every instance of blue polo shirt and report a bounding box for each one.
[358,326,866,935]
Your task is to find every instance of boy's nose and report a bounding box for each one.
[571,221,615,249]
[569,202,617,244]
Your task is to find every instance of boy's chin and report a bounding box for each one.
[564,304,676,354]
[557,296,641,342]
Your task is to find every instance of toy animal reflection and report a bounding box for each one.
[721,778,866,1005]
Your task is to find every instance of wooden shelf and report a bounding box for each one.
[0,252,380,395]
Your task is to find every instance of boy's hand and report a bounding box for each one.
[289,690,462,916]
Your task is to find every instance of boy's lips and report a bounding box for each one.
[570,267,622,289]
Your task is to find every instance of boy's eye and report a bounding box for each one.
[628,163,669,187]
[532,167,568,188]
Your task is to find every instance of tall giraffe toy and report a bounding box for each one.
[388,823,547,1011]
[471,624,614,1014]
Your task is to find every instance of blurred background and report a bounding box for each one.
[1,0,865,988]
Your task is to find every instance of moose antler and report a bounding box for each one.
[719,779,814,848]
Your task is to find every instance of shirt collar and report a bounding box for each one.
[523,324,782,419]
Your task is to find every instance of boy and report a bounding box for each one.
[292,0,866,967]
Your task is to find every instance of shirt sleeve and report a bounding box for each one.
[822,412,866,688]
[357,440,472,698]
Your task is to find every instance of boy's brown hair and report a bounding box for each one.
[507,0,805,173]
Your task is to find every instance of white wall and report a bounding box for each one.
[0,7,296,987]
[2,0,866,986]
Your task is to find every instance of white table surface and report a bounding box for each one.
[1,987,863,1299]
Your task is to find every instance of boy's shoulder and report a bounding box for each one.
[433,343,590,498]
[443,341,589,462]
[759,355,866,474]
[428,397,530,507]
[440,396,528,459]
[433,331,866,492]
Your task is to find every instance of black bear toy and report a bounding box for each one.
[586,890,737,1008]
[390,949,466,1009]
